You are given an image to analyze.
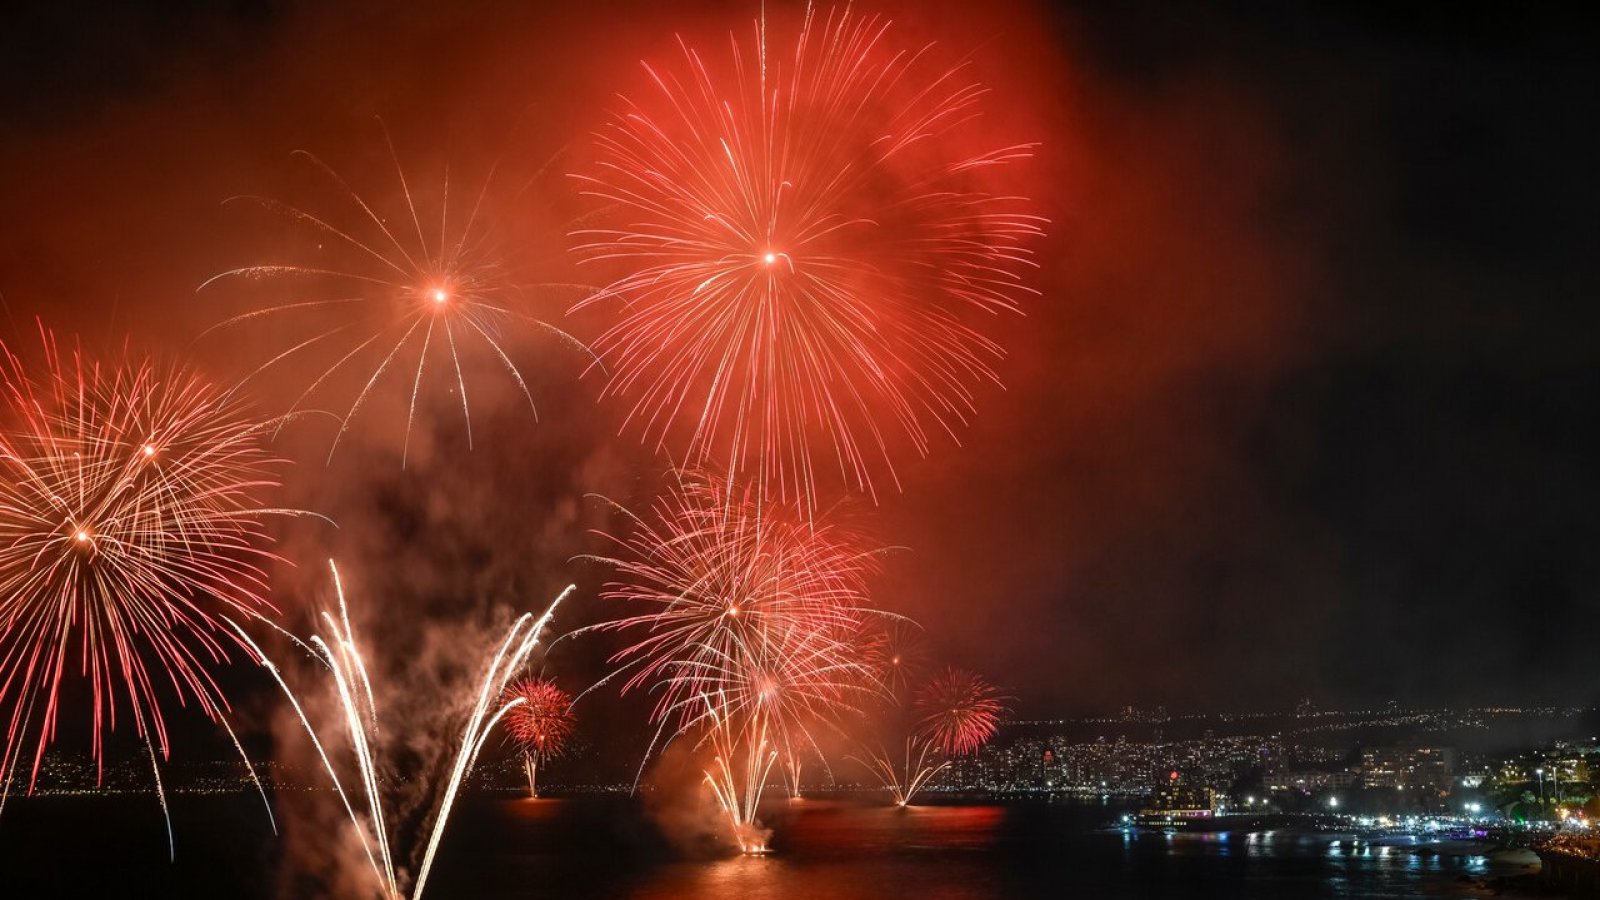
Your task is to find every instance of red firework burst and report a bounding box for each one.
[0,327,289,793]
[858,617,928,699]
[914,667,1006,757]
[586,471,883,734]
[503,676,576,762]
[573,6,1045,506]
[582,471,887,849]
[203,132,582,462]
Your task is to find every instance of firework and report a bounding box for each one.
[502,676,575,798]
[778,732,835,800]
[577,471,885,850]
[0,327,290,850]
[573,6,1045,506]
[233,561,570,899]
[780,743,808,800]
[858,617,928,698]
[914,667,1006,757]
[850,736,948,807]
[202,134,584,462]
[582,472,880,731]
[699,694,779,853]
[703,609,869,822]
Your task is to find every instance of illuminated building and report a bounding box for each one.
[1360,745,1458,790]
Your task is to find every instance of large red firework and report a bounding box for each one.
[573,6,1045,506]
[914,667,1006,757]
[0,328,288,793]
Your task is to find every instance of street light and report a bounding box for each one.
[1537,768,1546,805]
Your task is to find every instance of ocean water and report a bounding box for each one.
[0,794,1549,898]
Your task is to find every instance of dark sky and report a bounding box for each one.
[1,0,1596,721]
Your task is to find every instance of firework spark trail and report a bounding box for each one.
[914,667,1006,757]
[229,620,388,885]
[201,135,589,463]
[141,723,174,858]
[699,694,778,853]
[574,5,1046,508]
[502,676,574,798]
[218,708,277,835]
[574,471,887,850]
[413,586,569,900]
[780,741,817,800]
[0,326,292,850]
[310,612,398,893]
[236,561,569,900]
[849,735,949,807]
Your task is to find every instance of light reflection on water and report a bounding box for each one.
[0,794,1538,898]
[439,798,1537,900]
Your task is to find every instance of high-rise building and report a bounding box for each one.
[1360,746,1457,790]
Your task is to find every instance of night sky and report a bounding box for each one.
[1,0,1596,723]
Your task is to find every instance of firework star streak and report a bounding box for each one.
[574,6,1045,504]
[0,328,291,822]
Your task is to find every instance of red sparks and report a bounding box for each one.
[584,470,889,847]
[201,136,576,462]
[914,667,1006,757]
[502,676,576,762]
[588,470,883,733]
[0,326,289,791]
[573,6,1045,507]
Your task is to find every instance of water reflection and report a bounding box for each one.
[0,795,1541,898]
[440,798,1537,899]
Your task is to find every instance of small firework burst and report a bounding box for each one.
[858,618,928,698]
[502,676,575,797]
[914,667,1006,757]
[585,471,881,732]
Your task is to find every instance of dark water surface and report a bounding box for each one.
[0,794,1550,898]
